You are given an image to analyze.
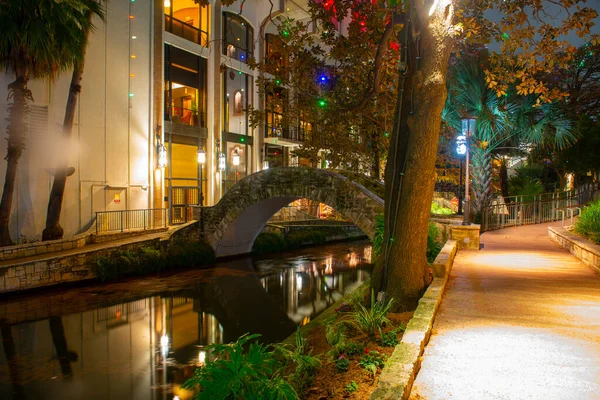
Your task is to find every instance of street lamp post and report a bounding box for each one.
[232,148,240,183]
[197,148,206,205]
[460,118,476,225]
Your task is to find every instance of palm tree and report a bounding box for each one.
[444,60,511,214]
[43,1,104,241]
[0,0,98,246]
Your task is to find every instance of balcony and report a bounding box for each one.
[164,106,208,137]
[165,14,208,47]
[265,125,306,145]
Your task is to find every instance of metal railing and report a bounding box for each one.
[269,206,319,222]
[95,209,168,234]
[165,14,208,46]
[165,106,206,128]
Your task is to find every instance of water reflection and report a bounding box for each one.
[0,241,371,400]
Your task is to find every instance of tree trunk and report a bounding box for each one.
[371,131,381,180]
[0,77,31,246]
[471,145,492,214]
[499,156,510,202]
[372,6,454,311]
[43,10,93,241]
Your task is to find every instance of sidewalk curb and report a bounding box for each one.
[370,240,458,400]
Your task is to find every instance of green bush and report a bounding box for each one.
[431,202,453,215]
[353,290,393,338]
[358,350,386,378]
[335,355,350,372]
[372,214,384,259]
[136,247,165,274]
[252,232,287,254]
[182,333,298,400]
[427,222,443,263]
[167,241,216,268]
[345,381,359,394]
[285,229,328,249]
[574,199,600,244]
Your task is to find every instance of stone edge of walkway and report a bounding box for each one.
[370,239,458,400]
[548,226,600,274]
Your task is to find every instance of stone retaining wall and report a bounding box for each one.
[0,222,198,295]
[371,240,458,400]
[0,234,91,262]
[548,226,600,274]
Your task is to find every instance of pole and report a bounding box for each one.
[458,158,463,215]
[463,135,471,225]
[199,164,204,205]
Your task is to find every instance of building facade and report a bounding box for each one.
[0,0,313,242]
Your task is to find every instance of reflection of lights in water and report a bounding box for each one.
[347,252,358,268]
[173,396,179,400]
[325,276,334,288]
[301,316,310,326]
[324,256,333,275]
[296,273,303,291]
[160,334,169,356]
[198,350,206,365]
[364,246,372,263]
[280,275,283,286]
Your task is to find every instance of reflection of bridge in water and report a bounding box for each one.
[0,242,371,400]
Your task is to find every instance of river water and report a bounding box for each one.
[0,240,372,400]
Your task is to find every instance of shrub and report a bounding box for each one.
[353,290,393,337]
[379,324,405,347]
[252,232,287,254]
[285,229,328,249]
[372,214,384,259]
[427,222,443,263]
[358,350,386,378]
[344,341,363,356]
[345,381,359,394]
[182,333,299,400]
[167,241,216,268]
[431,201,453,215]
[95,250,137,281]
[335,355,350,372]
[136,246,164,274]
[276,331,321,396]
[574,199,600,244]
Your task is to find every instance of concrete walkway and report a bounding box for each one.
[410,222,600,400]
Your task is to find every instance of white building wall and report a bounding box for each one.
[0,0,154,242]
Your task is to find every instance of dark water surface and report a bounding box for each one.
[0,240,372,400]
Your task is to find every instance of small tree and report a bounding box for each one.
[0,0,100,246]
[43,0,104,241]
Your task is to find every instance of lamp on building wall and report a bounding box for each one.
[232,148,240,183]
[157,142,167,169]
[263,160,270,170]
[218,152,226,171]
[197,147,206,205]
[460,117,476,225]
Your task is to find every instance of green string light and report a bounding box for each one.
[318,99,326,107]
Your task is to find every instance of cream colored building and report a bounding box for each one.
[0,0,315,243]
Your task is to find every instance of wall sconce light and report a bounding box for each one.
[197,147,206,164]
[157,143,167,168]
[232,148,240,166]
[262,160,270,170]
[219,152,226,171]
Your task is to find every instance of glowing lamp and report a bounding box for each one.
[197,148,206,164]
[263,160,270,170]
[219,152,226,171]
[157,144,167,168]
[232,149,240,166]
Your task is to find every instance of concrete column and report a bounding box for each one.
[151,0,164,211]
[207,2,222,205]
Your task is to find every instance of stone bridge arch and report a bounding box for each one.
[202,167,384,257]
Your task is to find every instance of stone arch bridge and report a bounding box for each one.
[199,167,384,258]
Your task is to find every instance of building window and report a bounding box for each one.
[223,68,251,136]
[265,33,287,75]
[164,44,207,128]
[164,0,209,46]
[223,12,253,63]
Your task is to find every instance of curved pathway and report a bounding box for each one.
[410,222,600,400]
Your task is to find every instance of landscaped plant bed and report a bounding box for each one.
[303,310,414,399]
